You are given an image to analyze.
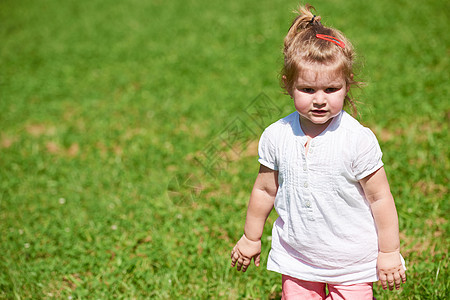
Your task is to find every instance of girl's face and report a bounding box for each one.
[288,63,349,136]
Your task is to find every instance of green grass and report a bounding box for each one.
[0,0,448,299]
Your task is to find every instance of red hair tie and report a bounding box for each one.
[316,34,345,49]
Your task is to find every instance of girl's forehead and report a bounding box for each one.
[296,62,346,85]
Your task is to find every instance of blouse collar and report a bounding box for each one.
[294,110,344,144]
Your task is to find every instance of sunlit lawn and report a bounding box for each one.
[0,0,448,298]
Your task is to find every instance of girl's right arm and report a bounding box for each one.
[230,164,278,272]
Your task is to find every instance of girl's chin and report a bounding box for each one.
[305,116,332,125]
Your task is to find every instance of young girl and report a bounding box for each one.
[230,3,406,299]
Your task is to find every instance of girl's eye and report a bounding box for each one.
[301,88,315,93]
[325,88,340,93]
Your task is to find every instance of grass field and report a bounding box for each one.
[0,0,448,299]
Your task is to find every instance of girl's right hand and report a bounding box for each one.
[230,234,262,272]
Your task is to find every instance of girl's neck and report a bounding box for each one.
[299,116,333,139]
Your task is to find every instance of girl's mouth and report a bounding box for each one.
[312,110,327,114]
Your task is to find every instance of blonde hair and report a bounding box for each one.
[281,3,360,116]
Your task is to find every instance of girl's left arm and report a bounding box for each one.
[360,167,407,290]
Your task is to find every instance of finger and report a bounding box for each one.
[254,254,261,267]
[386,273,395,290]
[242,258,252,272]
[393,273,402,290]
[379,273,387,290]
[230,246,237,258]
[231,250,240,267]
[231,245,239,254]
[230,251,237,264]
[236,258,244,271]
[400,269,407,283]
[231,258,236,267]
[241,263,248,272]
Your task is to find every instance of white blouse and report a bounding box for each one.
[259,110,385,284]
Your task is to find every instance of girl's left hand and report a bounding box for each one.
[377,251,407,290]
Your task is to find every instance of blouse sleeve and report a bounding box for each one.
[352,128,384,180]
[258,127,278,171]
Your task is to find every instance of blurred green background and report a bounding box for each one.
[0,0,448,298]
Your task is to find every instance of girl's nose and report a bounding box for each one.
[313,92,326,105]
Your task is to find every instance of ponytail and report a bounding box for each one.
[285,4,321,46]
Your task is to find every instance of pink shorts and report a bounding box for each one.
[282,275,374,300]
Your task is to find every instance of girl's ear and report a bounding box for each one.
[282,75,293,97]
[346,74,354,93]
